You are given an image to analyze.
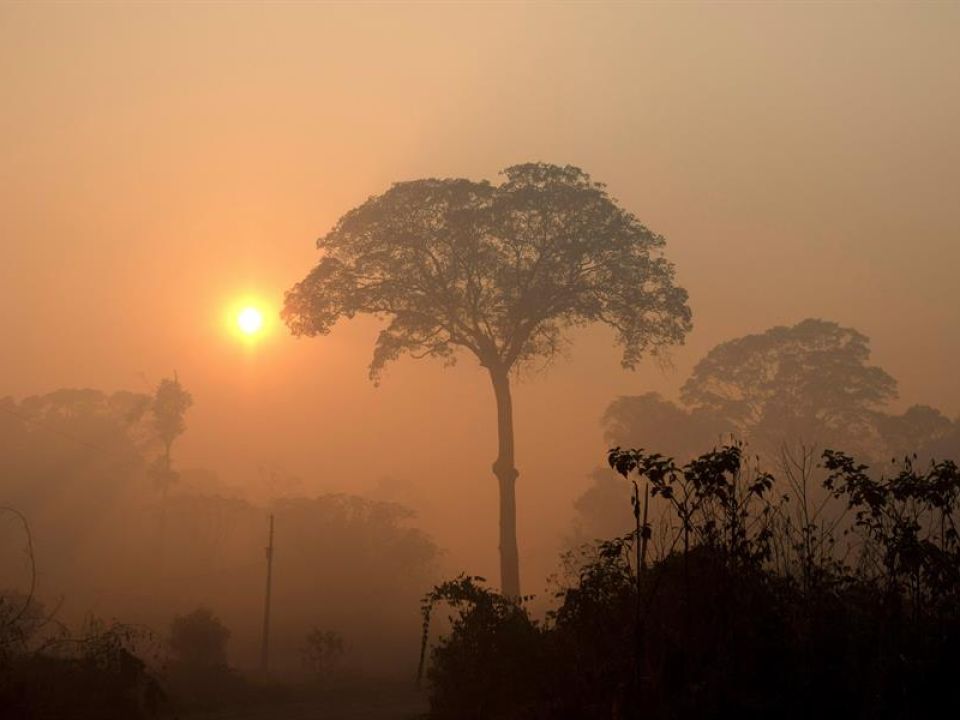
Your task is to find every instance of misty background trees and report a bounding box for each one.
[150,375,193,500]
[680,319,897,458]
[283,162,692,596]
[3,204,959,717]
[2,214,958,716]
[570,318,960,544]
[2,0,959,715]
[0,381,441,681]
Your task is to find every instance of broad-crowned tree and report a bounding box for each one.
[681,319,896,458]
[283,163,691,596]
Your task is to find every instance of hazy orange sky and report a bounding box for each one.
[2,2,959,586]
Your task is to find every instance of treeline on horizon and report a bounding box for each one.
[0,379,439,716]
[569,318,960,549]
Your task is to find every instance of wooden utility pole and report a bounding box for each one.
[260,514,274,675]
[640,482,650,571]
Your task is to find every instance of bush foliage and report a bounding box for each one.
[421,444,960,719]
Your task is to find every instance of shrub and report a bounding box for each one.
[168,607,230,669]
[420,445,960,719]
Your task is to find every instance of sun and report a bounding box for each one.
[236,306,264,336]
[224,296,273,344]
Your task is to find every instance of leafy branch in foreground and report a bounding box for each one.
[421,444,960,719]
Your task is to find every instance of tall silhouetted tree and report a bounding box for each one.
[150,374,192,498]
[283,163,691,596]
[681,319,896,457]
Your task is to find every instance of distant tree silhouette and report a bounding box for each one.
[150,375,192,498]
[681,319,896,457]
[578,321,919,542]
[566,467,633,546]
[0,390,151,573]
[158,491,439,676]
[921,417,960,463]
[169,607,229,669]
[300,628,344,684]
[283,163,691,596]
[603,392,730,463]
[875,404,954,460]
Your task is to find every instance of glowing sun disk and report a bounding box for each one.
[237,306,264,335]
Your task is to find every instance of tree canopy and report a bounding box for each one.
[150,375,193,494]
[152,376,192,453]
[283,163,692,381]
[680,319,897,453]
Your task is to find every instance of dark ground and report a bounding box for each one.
[180,685,428,720]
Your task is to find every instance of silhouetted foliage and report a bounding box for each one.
[419,575,542,718]
[422,443,960,719]
[0,507,38,661]
[283,163,692,596]
[11,621,163,719]
[822,450,960,610]
[164,607,261,712]
[1,576,163,720]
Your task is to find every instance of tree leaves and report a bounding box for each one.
[283,163,691,381]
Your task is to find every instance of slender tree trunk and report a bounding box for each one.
[489,366,521,599]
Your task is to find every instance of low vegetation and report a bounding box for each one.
[420,444,960,719]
